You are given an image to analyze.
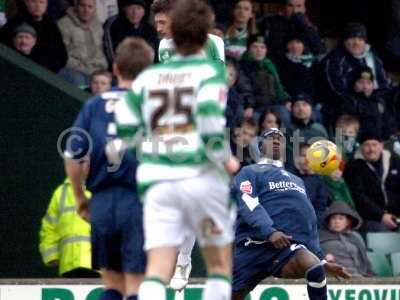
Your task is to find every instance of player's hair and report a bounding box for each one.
[225,0,258,39]
[114,37,154,80]
[336,114,360,130]
[151,0,174,14]
[90,69,112,82]
[170,0,212,55]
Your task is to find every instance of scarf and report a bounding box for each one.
[286,53,315,68]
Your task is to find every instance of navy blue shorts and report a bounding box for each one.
[232,241,306,292]
[90,186,145,273]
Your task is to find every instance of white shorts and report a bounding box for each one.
[143,169,235,250]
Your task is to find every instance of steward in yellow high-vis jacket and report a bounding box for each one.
[39,178,99,277]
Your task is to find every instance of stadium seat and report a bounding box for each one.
[366,232,400,255]
[390,252,400,276]
[367,251,393,277]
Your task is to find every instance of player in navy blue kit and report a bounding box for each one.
[64,38,154,300]
[231,128,351,300]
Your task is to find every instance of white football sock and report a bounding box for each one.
[202,274,231,300]
[138,277,166,300]
[177,235,196,265]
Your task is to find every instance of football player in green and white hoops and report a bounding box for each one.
[115,1,239,299]
[150,0,226,291]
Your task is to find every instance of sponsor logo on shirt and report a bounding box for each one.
[268,181,306,194]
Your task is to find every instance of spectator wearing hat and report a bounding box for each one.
[342,66,396,141]
[0,0,67,72]
[344,132,400,232]
[319,22,391,130]
[275,33,316,98]
[259,0,325,60]
[319,201,374,277]
[285,92,328,171]
[238,34,290,122]
[12,22,37,57]
[103,0,157,66]
[58,0,108,87]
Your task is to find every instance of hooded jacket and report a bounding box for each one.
[58,7,107,74]
[344,149,400,221]
[319,201,373,277]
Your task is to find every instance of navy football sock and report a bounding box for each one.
[98,289,123,300]
[306,264,327,300]
[126,295,138,300]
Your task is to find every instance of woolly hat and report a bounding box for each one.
[14,23,37,37]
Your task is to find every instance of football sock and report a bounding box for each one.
[98,289,123,300]
[138,277,166,300]
[126,295,138,300]
[202,273,231,300]
[177,236,196,265]
[306,264,327,300]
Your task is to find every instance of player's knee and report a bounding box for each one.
[305,264,326,288]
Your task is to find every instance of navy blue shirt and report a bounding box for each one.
[232,161,324,259]
[67,88,138,192]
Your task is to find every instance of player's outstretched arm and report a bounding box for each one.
[233,168,277,241]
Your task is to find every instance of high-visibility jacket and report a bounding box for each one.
[39,179,94,275]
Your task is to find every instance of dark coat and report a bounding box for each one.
[319,201,374,277]
[103,14,158,66]
[318,46,391,126]
[274,54,315,97]
[0,13,67,72]
[226,87,243,131]
[342,90,396,140]
[238,54,289,109]
[260,13,326,60]
[344,149,400,221]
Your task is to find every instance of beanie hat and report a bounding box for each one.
[343,23,367,41]
[118,0,146,9]
[247,34,266,48]
[352,66,374,85]
[14,22,37,37]
[291,91,312,106]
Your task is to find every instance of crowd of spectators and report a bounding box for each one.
[2,0,400,277]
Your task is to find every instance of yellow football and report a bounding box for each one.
[306,140,342,176]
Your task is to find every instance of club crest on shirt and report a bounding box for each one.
[240,180,253,194]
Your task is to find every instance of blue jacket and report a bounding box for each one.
[232,161,324,259]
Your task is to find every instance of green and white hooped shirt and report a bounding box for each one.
[158,33,225,64]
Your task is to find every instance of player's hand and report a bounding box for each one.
[224,156,240,176]
[381,213,398,230]
[324,262,352,279]
[76,196,90,222]
[268,231,292,249]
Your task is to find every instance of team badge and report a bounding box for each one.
[240,180,253,194]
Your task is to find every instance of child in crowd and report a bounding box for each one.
[230,118,258,168]
[319,201,374,277]
[88,69,112,95]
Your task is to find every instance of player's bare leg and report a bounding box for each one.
[280,249,327,300]
[138,247,178,300]
[125,272,145,300]
[99,270,125,299]
[170,235,195,291]
[201,243,232,300]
